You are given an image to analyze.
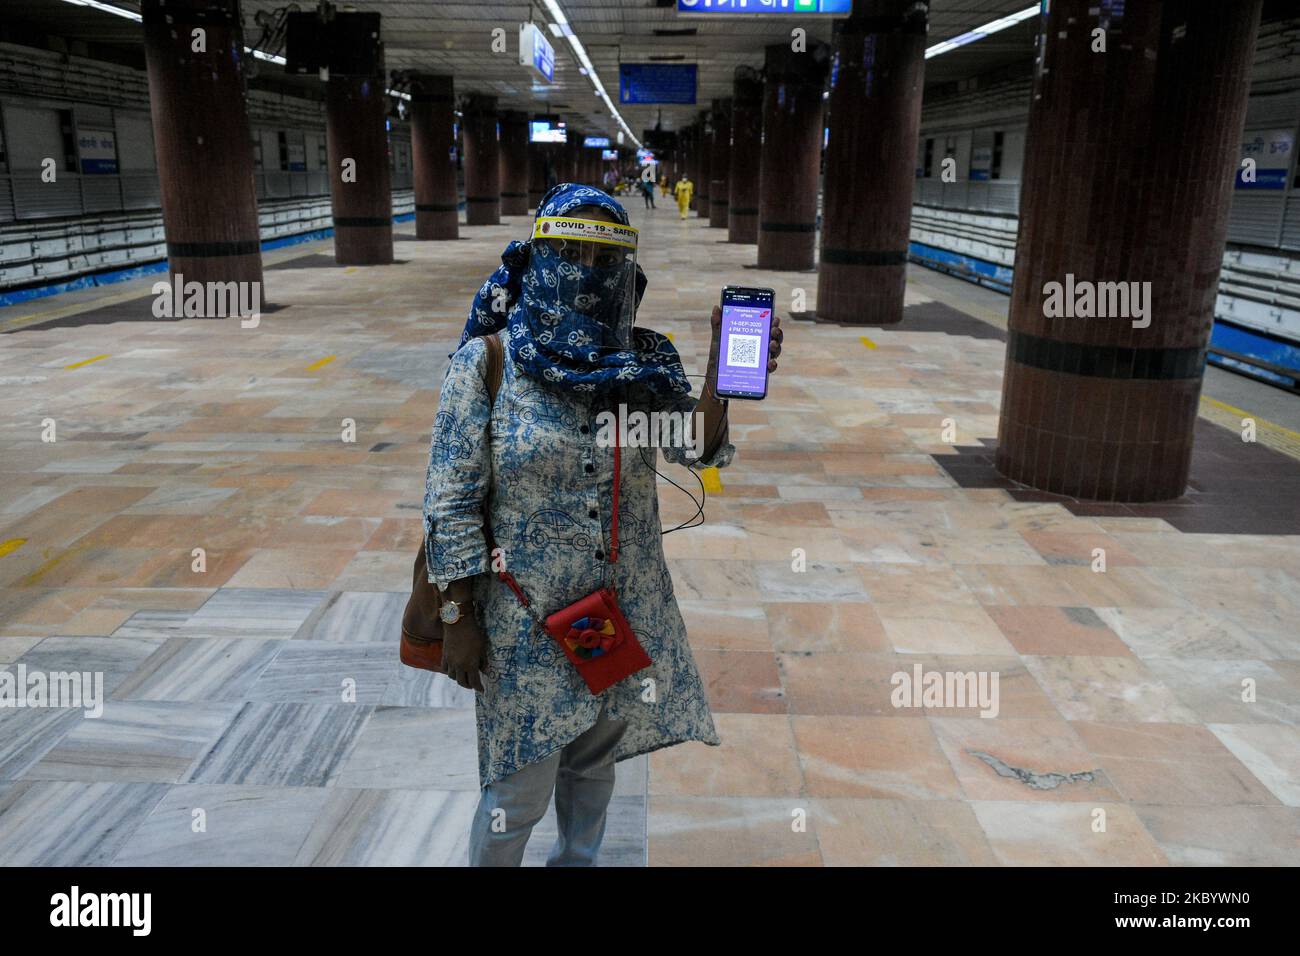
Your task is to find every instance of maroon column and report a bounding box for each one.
[409,74,458,240]
[696,113,711,218]
[757,42,828,270]
[462,94,500,226]
[682,126,697,210]
[816,1,926,323]
[141,0,261,287]
[499,111,530,215]
[528,141,547,210]
[709,98,731,228]
[728,68,762,244]
[564,133,581,184]
[995,0,1262,502]
[325,54,393,265]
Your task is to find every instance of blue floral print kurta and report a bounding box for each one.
[423,335,730,788]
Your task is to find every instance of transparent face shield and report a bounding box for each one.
[530,216,639,352]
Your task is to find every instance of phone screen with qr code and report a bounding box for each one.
[715,286,774,400]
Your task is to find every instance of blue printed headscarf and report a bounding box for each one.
[459,183,692,400]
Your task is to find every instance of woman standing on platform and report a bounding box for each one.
[423,182,784,866]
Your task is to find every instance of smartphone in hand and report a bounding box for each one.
[715,285,775,400]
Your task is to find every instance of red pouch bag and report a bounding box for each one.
[544,586,651,695]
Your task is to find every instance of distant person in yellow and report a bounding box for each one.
[673,174,694,220]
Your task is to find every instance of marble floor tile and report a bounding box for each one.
[677,600,772,652]
[792,716,962,800]
[0,780,168,865]
[294,590,406,643]
[970,800,1169,866]
[1206,723,1300,806]
[380,664,478,708]
[0,706,81,781]
[765,601,890,654]
[332,706,478,790]
[879,603,1018,656]
[24,699,240,783]
[648,796,824,866]
[690,648,786,714]
[111,783,334,866]
[1024,655,1202,724]
[986,606,1134,657]
[1071,721,1281,806]
[184,701,373,787]
[779,651,929,717]
[242,640,396,705]
[16,635,165,697]
[178,587,329,639]
[112,637,282,702]
[929,716,1121,803]
[1097,607,1282,660]
[294,788,479,866]
[1145,658,1300,726]
[813,797,998,866]
[648,713,803,797]
[1132,805,1300,866]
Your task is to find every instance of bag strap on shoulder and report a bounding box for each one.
[483,333,504,405]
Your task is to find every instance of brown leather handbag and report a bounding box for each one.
[400,333,505,672]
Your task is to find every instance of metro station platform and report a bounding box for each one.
[0,207,1296,867]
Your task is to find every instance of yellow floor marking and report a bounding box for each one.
[1199,395,1300,461]
[666,332,675,343]
[18,543,86,587]
[859,335,878,350]
[306,355,337,371]
[0,538,26,559]
[345,267,358,274]
[63,354,110,370]
[701,466,723,494]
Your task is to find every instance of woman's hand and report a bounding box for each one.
[442,613,489,693]
[706,305,784,386]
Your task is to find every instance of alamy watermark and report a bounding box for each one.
[1042,273,1151,329]
[152,273,262,327]
[891,663,1000,717]
[594,403,706,460]
[0,665,104,718]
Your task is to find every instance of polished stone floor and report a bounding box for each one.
[1,203,1298,866]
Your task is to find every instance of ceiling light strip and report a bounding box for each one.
[539,0,641,149]
[925,3,1040,59]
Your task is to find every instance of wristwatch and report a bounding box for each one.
[439,599,465,625]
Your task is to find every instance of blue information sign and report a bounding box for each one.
[619,64,697,105]
[676,0,852,14]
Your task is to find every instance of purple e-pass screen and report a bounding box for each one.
[717,293,773,398]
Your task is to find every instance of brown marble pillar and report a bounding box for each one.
[709,98,731,229]
[728,68,763,244]
[995,0,1262,502]
[462,94,500,226]
[325,56,393,264]
[816,1,926,323]
[696,113,711,219]
[528,141,547,210]
[683,125,698,210]
[757,42,828,271]
[409,74,458,240]
[498,111,530,216]
[141,0,262,287]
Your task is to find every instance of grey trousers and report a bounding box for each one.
[467,707,628,867]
